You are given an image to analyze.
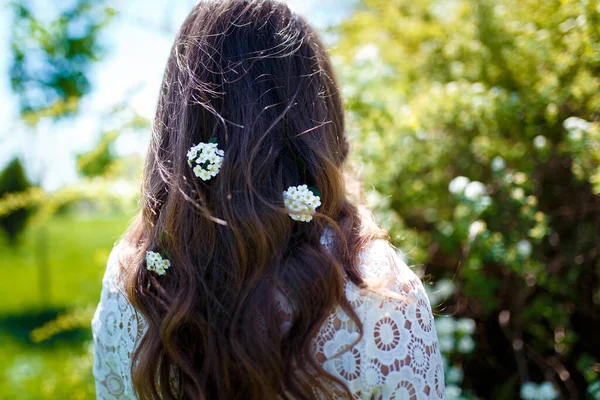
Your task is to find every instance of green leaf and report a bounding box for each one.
[209,137,217,143]
[308,186,321,197]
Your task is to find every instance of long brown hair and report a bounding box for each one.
[123,1,382,398]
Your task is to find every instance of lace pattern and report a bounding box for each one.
[92,239,445,399]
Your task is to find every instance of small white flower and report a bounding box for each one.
[456,318,476,335]
[520,381,558,400]
[512,188,525,201]
[203,147,215,157]
[207,164,218,176]
[145,251,171,276]
[563,116,591,133]
[468,220,487,240]
[521,382,538,400]
[199,170,212,181]
[457,336,475,353]
[514,172,527,185]
[539,382,559,400]
[355,43,379,63]
[439,336,454,352]
[188,141,224,181]
[533,135,547,149]
[516,239,532,258]
[283,185,321,222]
[310,196,321,207]
[449,176,470,194]
[445,384,462,399]
[187,147,198,162]
[464,181,486,200]
[435,317,455,336]
[568,129,583,141]
[472,82,485,93]
[446,367,464,384]
[491,156,506,171]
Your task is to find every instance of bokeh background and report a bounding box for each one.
[0,0,599,398]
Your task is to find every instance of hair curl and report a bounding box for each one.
[123,1,383,398]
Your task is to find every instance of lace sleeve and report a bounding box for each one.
[315,240,446,399]
[362,241,445,399]
[91,244,143,400]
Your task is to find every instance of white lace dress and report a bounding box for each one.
[92,239,446,399]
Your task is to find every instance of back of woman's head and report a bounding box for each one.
[124,1,381,398]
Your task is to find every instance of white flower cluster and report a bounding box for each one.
[449,176,487,200]
[187,141,225,181]
[145,251,171,276]
[282,185,321,222]
[520,381,559,400]
[435,316,476,354]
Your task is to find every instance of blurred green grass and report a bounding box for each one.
[0,338,95,399]
[0,212,133,399]
[0,213,132,313]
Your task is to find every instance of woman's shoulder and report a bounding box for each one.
[92,240,143,346]
[315,239,445,399]
[91,241,143,399]
[353,239,439,344]
[100,241,124,288]
[99,239,138,290]
[92,241,139,328]
[356,239,425,298]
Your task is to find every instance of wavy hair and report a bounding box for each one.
[123,1,383,398]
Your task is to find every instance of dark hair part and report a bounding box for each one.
[123,1,383,398]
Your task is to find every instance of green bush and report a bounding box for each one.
[76,131,118,178]
[0,158,34,243]
[336,0,600,398]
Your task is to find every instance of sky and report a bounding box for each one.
[0,0,356,190]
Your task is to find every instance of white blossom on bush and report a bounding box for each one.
[491,156,506,171]
[436,317,456,336]
[520,381,558,400]
[457,336,476,353]
[464,181,486,200]
[439,336,455,352]
[516,239,532,258]
[563,116,591,135]
[432,278,478,399]
[511,188,525,201]
[449,176,470,194]
[456,319,476,335]
[468,220,487,240]
[533,135,547,149]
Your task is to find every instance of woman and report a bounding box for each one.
[92,1,445,399]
